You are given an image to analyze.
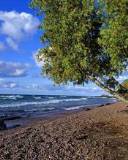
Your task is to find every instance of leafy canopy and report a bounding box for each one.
[31,0,128,85]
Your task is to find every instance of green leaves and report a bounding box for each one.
[99,0,128,74]
[31,0,128,85]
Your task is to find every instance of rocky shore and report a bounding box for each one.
[0,116,22,131]
[0,102,128,160]
[0,119,6,130]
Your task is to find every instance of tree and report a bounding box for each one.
[122,79,128,100]
[31,0,128,103]
[122,79,128,89]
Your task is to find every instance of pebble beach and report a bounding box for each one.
[0,102,128,160]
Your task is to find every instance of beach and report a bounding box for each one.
[0,0,127,160]
[0,102,128,160]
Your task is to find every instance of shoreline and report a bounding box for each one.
[2,102,113,130]
[0,102,128,159]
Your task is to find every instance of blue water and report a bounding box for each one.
[0,94,117,118]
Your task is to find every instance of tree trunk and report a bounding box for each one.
[89,76,128,104]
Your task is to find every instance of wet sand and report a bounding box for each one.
[0,102,128,160]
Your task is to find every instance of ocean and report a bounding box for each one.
[0,94,117,119]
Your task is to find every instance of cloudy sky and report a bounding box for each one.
[0,0,127,96]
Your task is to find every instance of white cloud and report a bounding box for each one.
[0,80,18,88]
[9,82,17,88]
[0,61,30,77]
[6,37,18,51]
[0,11,40,50]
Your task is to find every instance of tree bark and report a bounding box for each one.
[89,76,128,103]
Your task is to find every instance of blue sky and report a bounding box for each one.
[0,0,127,96]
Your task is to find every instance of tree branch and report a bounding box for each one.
[89,75,128,103]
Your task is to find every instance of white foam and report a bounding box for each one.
[60,97,87,102]
[15,95,24,99]
[25,107,55,112]
[0,95,17,100]
[0,97,87,108]
[65,105,85,111]
[48,97,55,99]
[0,95,23,100]
[33,96,42,100]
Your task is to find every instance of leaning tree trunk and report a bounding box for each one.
[89,76,128,104]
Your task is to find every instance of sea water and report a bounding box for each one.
[0,94,117,118]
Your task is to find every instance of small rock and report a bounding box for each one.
[97,105,103,108]
[86,108,91,111]
[0,119,7,130]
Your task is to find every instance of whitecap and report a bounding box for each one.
[64,105,85,111]
[0,95,17,100]
[0,97,88,108]
[33,96,42,100]
[15,95,24,99]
